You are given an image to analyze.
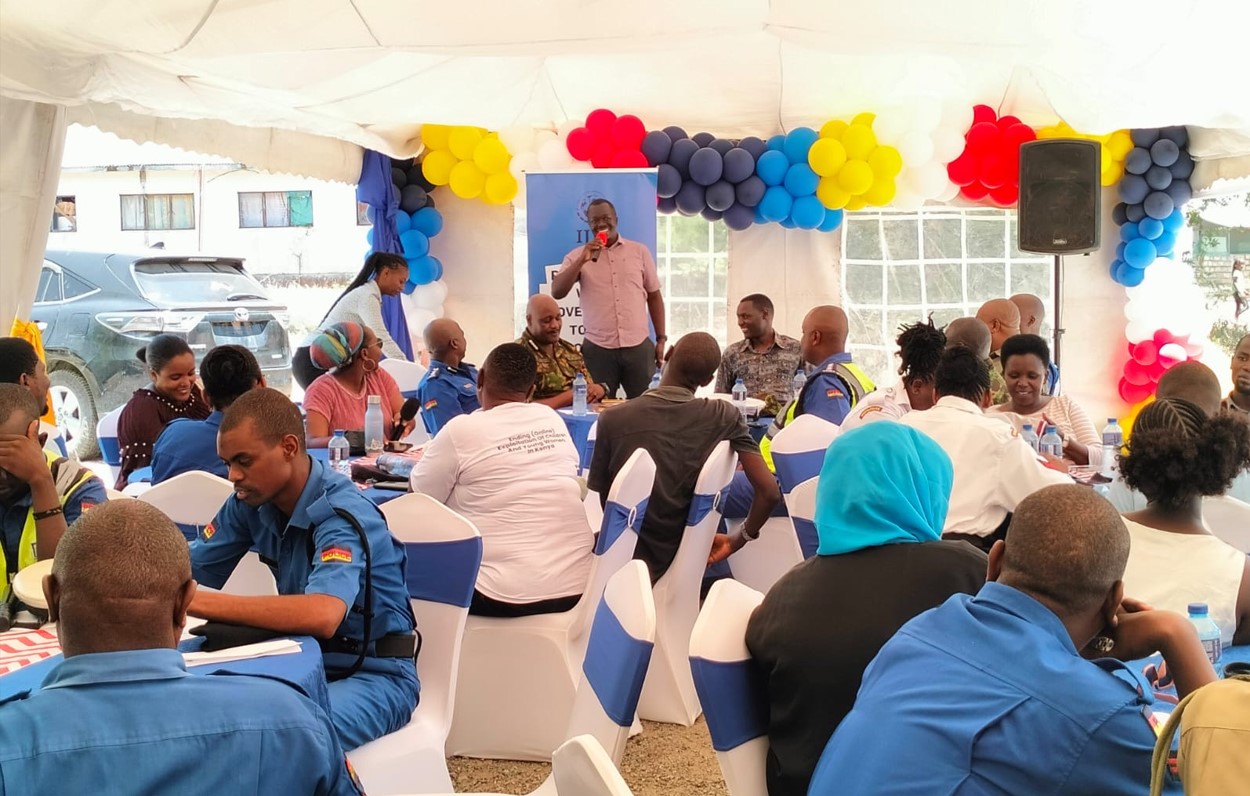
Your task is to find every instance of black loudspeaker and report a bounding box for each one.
[1017,139,1101,255]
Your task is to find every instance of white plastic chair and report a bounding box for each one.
[581,417,599,477]
[1204,495,1250,553]
[446,448,657,761]
[786,476,820,559]
[638,440,736,726]
[551,735,636,796]
[689,579,768,796]
[380,358,427,394]
[96,405,124,481]
[348,493,484,794]
[137,470,234,540]
[105,488,130,501]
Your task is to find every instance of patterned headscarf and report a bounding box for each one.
[309,321,366,371]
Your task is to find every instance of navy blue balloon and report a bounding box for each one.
[1145,165,1173,191]
[392,167,408,188]
[400,229,430,259]
[1124,148,1152,175]
[818,208,845,233]
[1169,150,1194,180]
[783,163,819,197]
[689,147,724,186]
[1164,179,1192,206]
[791,195,826,229]
[400,184,429,214]
[705,180,736,212]
[668,139,699,178]
[657,164,683,198]
[1115,262,1146,287]
[1137,217,1164,240]
[408,167,436,193]
[759,186,793,222]
[766,134,785,151]
[1124,238,1157,269]
[1121,223,1141,242]
[657,195,678,214]
[722,148,756,183]
[738,137,767,160]
[709,138,735,156]
[1143,191,1174,220]
[395,210,412,234]
[1160,126,1188,147]
[1111,203,1128,226]
[1119,174,1150,204]
[723,202,756,231]
[1125,203,1146,223]
[1162,208,1185,233]
[700,207,724,222]
[641,130,673,166]
[782,127,819,165]
[1115,242,1127,260]
[675,181,707,215]
[735,176,766,207]
[411,207,443,237]
[1155,231,1177,257]
[663,126,688,143]
[757,150,789,187]
[424,195,436,210]
[1150,139,1180,167]
[692,131,715,148]
[1131,128,1160,147]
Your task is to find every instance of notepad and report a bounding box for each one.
[183,639,302,667]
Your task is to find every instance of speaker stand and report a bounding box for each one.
[1053,254,1064,366]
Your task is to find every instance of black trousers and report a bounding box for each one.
[292,346,322,390]
[943,512,1012,553]
[582,339,656,399]
[469,590,581,618]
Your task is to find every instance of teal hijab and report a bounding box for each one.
[814,422,954,556]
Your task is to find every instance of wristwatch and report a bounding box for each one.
[740,521,760,541]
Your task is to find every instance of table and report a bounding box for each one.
[308,448,406,505]
[1128,643,1250,702]
[558,409,598,472]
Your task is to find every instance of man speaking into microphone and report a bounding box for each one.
[550,198,666,399]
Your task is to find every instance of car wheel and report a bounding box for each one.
[49,369,100,460]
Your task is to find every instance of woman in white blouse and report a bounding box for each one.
[988,334,1102,465]
[292,252,411,389]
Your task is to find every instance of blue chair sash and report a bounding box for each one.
[582,600,654,726]
[687,486,730,526]
[594,498,647,555]
[690,656,769,752]
[404,537,483,608]
[99,437,121,467]
[773,449,826,494]
[792,517,819,559]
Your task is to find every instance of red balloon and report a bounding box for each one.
[1119,378,1154,404]
[585,109,617,137]
[1153,328,1178,346]
[988,184,1019,207]
[1147,359,1170,381]
[980,153,1011,189]
[1002,122,1037,150]
[966,122,1001,151]
[972,104,997,125]
[565,127,596,161]
[610,149,649,168]
[1133,340,1159,366]
[611,115,646,150]
[589,142,616,169]
[998,115,1022,128]
[947,151,980,186]
[1123,359,1151,386]
[960,182,990,201]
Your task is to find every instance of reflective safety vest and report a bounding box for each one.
[760,360,875,470]
[1,450,97,601]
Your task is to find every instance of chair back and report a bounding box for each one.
[567,560,656,763]
[380,358,427,396]
[97,406,124,466]
[689,578,768,796]
[552,735,636,796]
[787,476,820,558]
[105,488,131,501]
[137,471,234,541]
[770,414,839,494]
[1203,495,1250,553]
[582,417,599,476]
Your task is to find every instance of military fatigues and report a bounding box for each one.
[518,330,592,400]
[417,359,481,437]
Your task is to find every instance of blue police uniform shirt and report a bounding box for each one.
[800,352,858,426]
[151,411,227,483]
[0,648,362,795]
[808,582,1160,796]
[417,359,480,437]
[1,467,106,577]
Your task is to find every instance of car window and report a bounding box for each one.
[35,267,62,303]
[131,260,271,304]
[62,271,96,300]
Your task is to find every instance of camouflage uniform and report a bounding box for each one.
[518,329,590,400]
[989,352,1009,406]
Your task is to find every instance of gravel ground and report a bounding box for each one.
[448,719,728,795]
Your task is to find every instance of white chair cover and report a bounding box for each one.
[1204,495,1250,553]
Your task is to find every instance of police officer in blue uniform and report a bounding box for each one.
[417,317,480,437]
[188,388,419,751]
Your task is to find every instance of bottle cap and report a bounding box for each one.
[1023,423,1033,431]
[1108,418,1117,423]
[1187,602,1209,616]
[333,429,346,436]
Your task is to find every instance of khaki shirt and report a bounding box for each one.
[519,330,589,399]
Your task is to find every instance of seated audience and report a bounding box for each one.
[901,346,1069,551]
[1009,292,1060,394]
[841,318,945,431]
[303,322,412,448]
[715,293,804,416]
[0,385,105,598]
[411,343,593,616]
[746,422,986,796]
[0,337,62,457]
[188,388,419,750]
[988,334,1101,465]
[518,294,607,409]
[1222,332,1250,415]
[1117,397,1250,646]
[0,500,361,794]
[588,333,780,582]
[293,252,411,390]
[417,318,480,437]
[974,299,1020,405]
[115,334,211,488]
[808,484,1217,796]
[151,345,264,483]
[943,316,992,361]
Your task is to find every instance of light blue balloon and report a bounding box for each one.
[400,229,430,259]
[1115,261,1146,287]
[1120,223,1141,242]
[756,151,789,187]
[1154,231,1177,257]
[758,186,794,222]
[1137,217,1164,241]
[784,164,819,197]
[1124,237,1157,269]
[782,127,819,166]
[407,255,439,285]
[790,195,826,229]
[1162,208,1185,232]
[411,207,444,237]
[395,210,412,234]
[766,134,785,152]
[818,208,845,233]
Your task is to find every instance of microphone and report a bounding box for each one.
[590,230,608,262]
[390,397,420,441]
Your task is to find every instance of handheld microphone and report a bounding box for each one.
[390,397,421,441]
[590,230,608,262]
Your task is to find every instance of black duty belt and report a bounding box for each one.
[320,632,418,659]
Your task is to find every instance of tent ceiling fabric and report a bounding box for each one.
[2,0,1249,177]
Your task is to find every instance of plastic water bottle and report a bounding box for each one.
[328,430,351,476]
[649,370,661,390]
[1100,418,1123,478]
[376,452,417,479]
[791,368,807,400]
[1021,423,1039,452]
[572,372,588,416]
[364,395,385,454]
[1039,427,1063,458]
[732,377,748,419]
[1187,603,1222,666]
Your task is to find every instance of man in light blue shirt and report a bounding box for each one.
[0,500,361,795]
[808,484,1217,796]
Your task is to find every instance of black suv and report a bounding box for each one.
[35,251,292,459]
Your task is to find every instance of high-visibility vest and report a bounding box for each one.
[760,360,875,470]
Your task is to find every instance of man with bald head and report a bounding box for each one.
[417,317,480,436]
[975,300,1021,405]
[809,485,1216,796]
[0,501,361,794]
[1009,293,1060,395]
[588,333,780,581]
[518,293,607,408]
[944,316,1007,406]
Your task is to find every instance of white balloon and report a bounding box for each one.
[930,126,966,163]
[1125,319,1153,344]
[407,308,438,337]
[941,102,974,132]
[556,119,581,138]
[509,151,539,181]
[513,182,528,210]
[412,279,448,310]
[532,129,558,150]
[911,98,943,133]
[937,181,961,202]
[538,138,574,170]
[872,109,911,145]
[896,131,934,165]
[911,161,949,198]
[497,126,535,155]
[890,188,925,211]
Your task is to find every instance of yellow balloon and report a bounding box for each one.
[808,138,848,177]
[420,124,451,151]
[816,176,851,209]
[448,126,484,161]
[841,124,878,161]
[1107,130,1134,160]
[484,171,518,204]
[473,137,510,175]
[1121,396,1155,442]
[1100,158,1123,187]
[862,177,896,207]
[421,149,458,186]
[844,195,868,212]
[868,146,903,179]
[837,159,875,195]
[449,160,486,199]
[820,119,849,140]
[851,112,876,127]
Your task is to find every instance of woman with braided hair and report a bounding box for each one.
[1118,396,1250,646]
[840,318,946,431]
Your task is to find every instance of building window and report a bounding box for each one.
[120,193,195,231]
[357,201,372,226]
[51,195,77,232]
[238,190,314,228]
[842,208,1054,385]
[656,215,730,347]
